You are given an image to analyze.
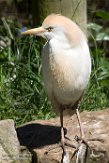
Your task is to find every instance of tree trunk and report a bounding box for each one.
[31,0,87,32]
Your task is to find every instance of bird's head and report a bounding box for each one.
[22,14,86,46]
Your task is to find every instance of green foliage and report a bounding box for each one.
[80,15,109,111]
[0,18,55,125]
[94,10,109,21]
[0,11,109,125]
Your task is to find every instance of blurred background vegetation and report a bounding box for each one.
[0,0,109,126]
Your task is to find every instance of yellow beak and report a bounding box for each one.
[21,27,46,35]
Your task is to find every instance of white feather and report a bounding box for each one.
[42,34,91,108]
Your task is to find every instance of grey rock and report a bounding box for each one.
[17,109,109,163]
[1,109,109,163]
[0,119,31,163]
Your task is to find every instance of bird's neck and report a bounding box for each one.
[48,38,72,52]
[48,37,87,56]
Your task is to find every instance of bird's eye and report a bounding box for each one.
[46,27,53,32]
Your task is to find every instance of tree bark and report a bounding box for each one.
[31,0,87,32]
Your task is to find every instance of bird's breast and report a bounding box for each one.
[49,52,74,91]
[42,40,91,105]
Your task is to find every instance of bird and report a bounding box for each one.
[22,14,91,162]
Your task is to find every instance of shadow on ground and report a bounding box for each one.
[16,123,67,149]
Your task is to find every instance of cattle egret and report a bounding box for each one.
[22,14,91,162]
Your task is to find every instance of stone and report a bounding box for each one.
[16,109,109,163]
[0,119,32,163]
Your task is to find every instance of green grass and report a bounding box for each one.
[0,18,109,126]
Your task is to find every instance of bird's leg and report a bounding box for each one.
[76,107,85,140]
[60,108,65,150]
[75,107,89,147]
[60,108,67,155]
[75,107,89,146]
[60,108,70,163]
[73,108,90,163]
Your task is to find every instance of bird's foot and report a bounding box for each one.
[75,142,90,163]
[59,134,76,149]
[60,135,77,163]
[70,135,90,163]
[61,149,70,163]
[61,136,90,163]
[74,135,89,148]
